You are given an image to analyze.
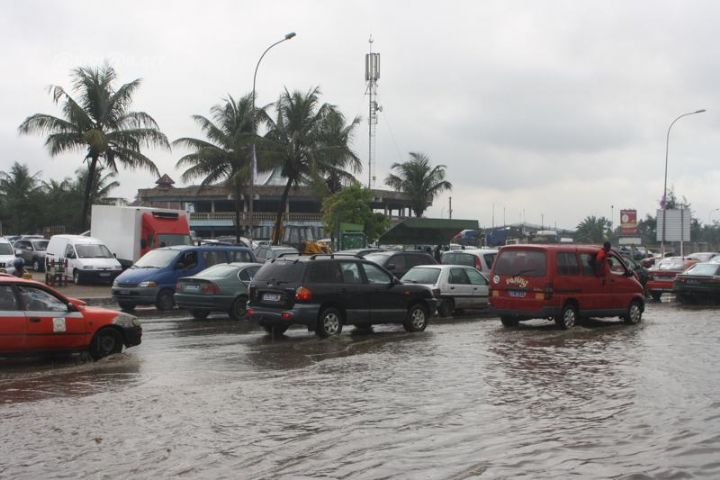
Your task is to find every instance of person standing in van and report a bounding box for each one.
[595,241,612,276]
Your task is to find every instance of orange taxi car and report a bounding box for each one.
[0,274,141,359]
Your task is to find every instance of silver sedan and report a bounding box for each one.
[401,264,489,317]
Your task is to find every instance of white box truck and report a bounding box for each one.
[90,205,193,268]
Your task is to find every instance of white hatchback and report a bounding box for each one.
[401,264,490,317]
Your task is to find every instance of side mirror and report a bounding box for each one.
[67,303,79,312]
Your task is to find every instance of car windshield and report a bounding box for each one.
[0,243,13,255]
[684,263,720,276]
[441,252,475,266]
[494,250,547,277]
[32,240,48,251]
[402,267,440,284]
[364,253,392,265]
[656,258,687,270]
[157,234,193,247]
[133,249,178,268]
[196,264,240,279]
[253,261,305,284]
[76,244,113,258]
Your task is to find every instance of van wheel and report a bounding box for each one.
[404,304,428,332]
[650,291,662,302]
[501,316,519,328]
[229,295,248,321]
[73,271,80,285]
[262,324,289,337]
[89,328,123,360]
[155,289,175,311]
[556,304,578,329]
[316,307,343,337]
[191,310,209,320]
[623,300,643,324]
[438,298,454,317]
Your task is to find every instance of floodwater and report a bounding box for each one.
[2,302,720,479]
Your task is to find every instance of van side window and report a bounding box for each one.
[64,244,75,259]
[579,253,595,276]
[556,252,580,276]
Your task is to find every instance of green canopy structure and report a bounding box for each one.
[378,218,479,245]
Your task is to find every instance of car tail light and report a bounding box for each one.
[247,308,255,316]
[281,311,294,320]
[543,283,554,300]
[475,256,482,271]
[200,282,220,294]
[295,286,312,302]
[176,282,182,290]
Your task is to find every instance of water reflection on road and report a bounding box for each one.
[2,303,720,479]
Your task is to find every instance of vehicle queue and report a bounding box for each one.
[2,232,720,361]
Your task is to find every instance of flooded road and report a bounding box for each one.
[2,302,720,479]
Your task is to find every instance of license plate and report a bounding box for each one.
[263,293,282,302]
[99,272,110,277]
[184,284,200,292]
[118,289,130,295]
[508,290,526,298]
[687,279,700,284]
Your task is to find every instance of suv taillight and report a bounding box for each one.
[431,288,441,298]
[295,286,312,302]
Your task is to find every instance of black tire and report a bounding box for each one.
[623,300,643,325]
[32,258,43,272]
[675,293,691,304]
[556,303,578,329]
[315,307,343,337]
[155,289,175,311]
[438,298,454,317]
[262,324,289,337]
[118,302,136,312]
[73,270,80,285]
[501,316,519,328]
[403,304,429,332]
[650,291,662,302]
[89,328,123,360]
[191,310,209,320]
[229,295,248,321]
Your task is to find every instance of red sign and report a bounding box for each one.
[620,209,638,235]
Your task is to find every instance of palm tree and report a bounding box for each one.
[263,87,361,244]
[72,166,120,207]
[385,152,452,217]
[174,95,258,242]
[18,63,169,230]
[575,216,610,243]
[0,162,42,233]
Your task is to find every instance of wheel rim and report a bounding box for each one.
[411,308,426,329]
[323,312,340,335]
[629,304,641,323]
[563,308,576,327]
[98,333,117,355]
[234,299,247,319]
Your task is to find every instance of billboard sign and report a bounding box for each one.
[620,209,638,235]
[656,209,692,242]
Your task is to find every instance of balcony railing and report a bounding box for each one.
[190,212,324,223]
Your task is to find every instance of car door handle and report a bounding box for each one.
[29,317,42,323]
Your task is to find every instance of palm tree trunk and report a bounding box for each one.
[272,177,293,245]
[234,182,242,244]
[80,156,99,231]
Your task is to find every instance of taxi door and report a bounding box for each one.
[0,284,26,353]
[17,285,88,351]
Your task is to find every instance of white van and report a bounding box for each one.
[0,237,16,271]
[46,234,122,284]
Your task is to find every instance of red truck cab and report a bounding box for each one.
[140,211,192,257]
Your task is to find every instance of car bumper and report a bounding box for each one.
[121,326,143,347]
[112,286,159,306]
[79,270,121,283]
[248,304,320,328]
[647,280,674,293]
[174,293,235,311]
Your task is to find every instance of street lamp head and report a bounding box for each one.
[695,109,707,114]
[285,32,297,40]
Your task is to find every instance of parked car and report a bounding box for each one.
[175,262,262,320]
[401,265,490,316]
[440,248,498,274]
[112,245,256,311]
[247,256,438,337]
[0,237,16,272]
[673,262,720,303]
[254,245,299,262]
[489,244,645,329]
[363,250,437,279]
[46,234,123,285]
[646,256,698,301]
[13,238,49,272]
[0,274,141,359]
[685,252,720,263]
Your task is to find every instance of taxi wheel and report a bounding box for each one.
[155,289,175,311]
[556,304,577,329]
[229,295,248,321]
[438,298,454,317]
[501,316,519,328]
[191,310,209,320]
[262,324,289,337]
[623,300,643,325]
[89,328,123,360]
[316,307,343,337]
[403,304,428,332]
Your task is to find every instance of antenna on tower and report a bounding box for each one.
[365,35,381,189]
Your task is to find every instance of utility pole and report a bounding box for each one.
[365,37,381,189]
[449,197,453,219]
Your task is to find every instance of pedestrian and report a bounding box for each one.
[433,245,442,263]
[595,241,611,276]
[12,257,27,278]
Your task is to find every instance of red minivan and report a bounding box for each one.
[489,244,645,329]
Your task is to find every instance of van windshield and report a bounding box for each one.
[133,249,178,269]
[494,250,547,277]
[76,244,113,258]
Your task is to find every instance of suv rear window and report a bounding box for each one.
[441,252,474,267]
[305,261,343,283]
[254,261,305,283]
[494,250,547,277]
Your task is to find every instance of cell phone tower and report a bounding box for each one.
[365,36,381,189]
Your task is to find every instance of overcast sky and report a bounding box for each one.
[2,0,719,230]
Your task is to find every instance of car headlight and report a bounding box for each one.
[138,281,157,288]
[113,313,141,328]
[113,279,119,287]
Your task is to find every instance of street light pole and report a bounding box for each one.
[661,109,706,256]
[249,32,296,243]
